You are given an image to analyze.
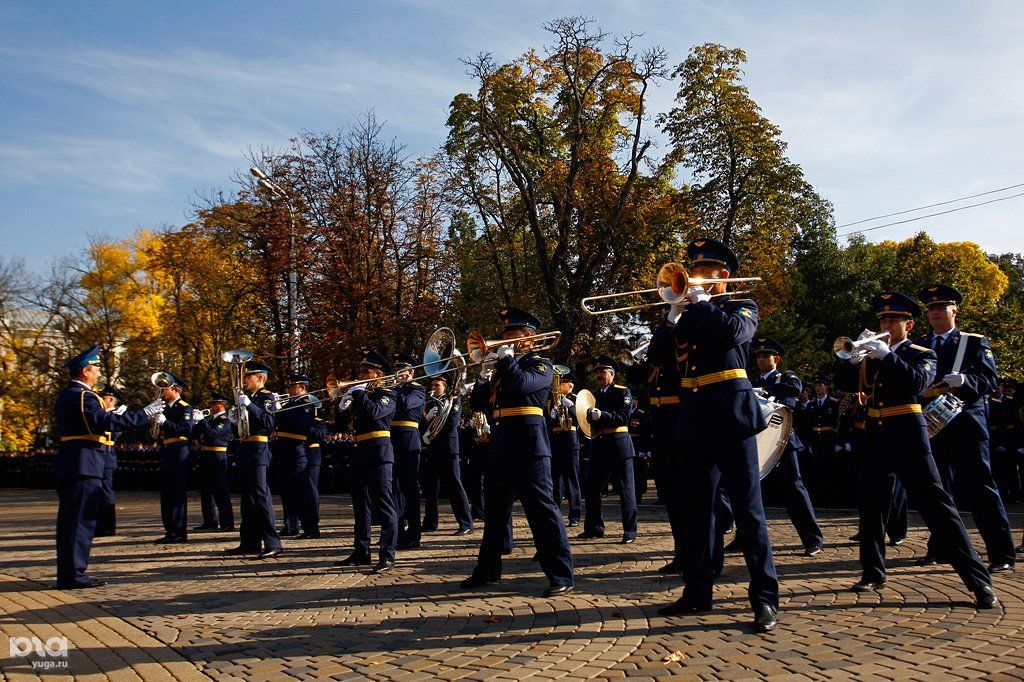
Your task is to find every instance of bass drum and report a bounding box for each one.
[755,391,793,480]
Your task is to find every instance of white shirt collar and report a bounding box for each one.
[72,380,92,390]
[934,327,956,342]
[761,369,778,380]
[891,338,910,351]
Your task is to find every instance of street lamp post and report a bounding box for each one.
[250,167,299,373]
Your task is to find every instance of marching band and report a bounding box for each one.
[52,237,1017,632]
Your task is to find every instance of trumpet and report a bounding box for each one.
[833,331,891,360]
[580,262,762,315]
[221,349,252,438]
[465,329,562,363]
[618,334,652,367]
[148,371,175,438]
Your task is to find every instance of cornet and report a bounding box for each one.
[580,262,762,315]
[833,332,891,360]
[618,334,652,367]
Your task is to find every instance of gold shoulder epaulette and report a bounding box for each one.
[909,344,930,352]
[180,400,189,407]
[614,384,626,389]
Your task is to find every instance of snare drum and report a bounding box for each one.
[754,390,793,479]
[923,392,964,439]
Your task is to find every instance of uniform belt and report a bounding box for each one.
[854,422,866,430]
[867,404,922,419]
[594,426,629,437]
[241,435,270,442]
[275,431,308,440]
[200,446,228,452]
[392,420,420,429]
[649,396,680,406]
[162,436,189,445]
[493,406,543,418]
[812,426,834,432]
[60,434,113,446]
[308,443,320,448]
[354,430,390,442]
[552,425,577,432]
[680,368,747,390]
[922,386,952,398]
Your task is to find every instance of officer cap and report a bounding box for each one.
[244,361,273,376]
[871,291,922,319]
[560,372,578,384]
[593,355,618,372]
[285,374,310,385]
[687,237,740,274]
[393,352,417,369]
[812,374,830,386]
[210,391,231,403]
[752,337,785,357]
[499,306,542,332]
[65,344,101,372]
[98,385,122,401]
[918,284,963,308]
[359,348,391,375]
[162,371,188,390]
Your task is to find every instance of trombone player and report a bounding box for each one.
[461,306,575,597]
[647,238,779,633]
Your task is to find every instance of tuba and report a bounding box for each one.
[148,372,175,439]
[221,349,253,439]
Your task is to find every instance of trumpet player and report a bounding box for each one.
[390,352,426,549]
[54,345,163,589]
[225,361,282,560]
[646,238,779,633]
[334,349,399,574]
[272,374,320,539]
[915,285,1012,573]
[192,392,234,532]
[95,386,125,537]
[835,291,996,608]
[153,372,201,545]
[461,306,575,597]
[548,371,581,527]
[578,356,638,544]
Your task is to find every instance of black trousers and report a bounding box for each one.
[198,466,234,528]
[239,464,281,551]
[55,475,103,587]
[422,454,473,531]
[350,460,398,561]
[160,465,189,539]
[95,465,116,535]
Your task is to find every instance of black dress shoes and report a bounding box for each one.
[804,545,823,557]
[657,560,684,574]
[255,548,282,560]
[888,537,906,546]
[224,546,257,556]
[279,528,300,537]
[723,538,742,553]
[58,579,107,590]
[218,525,235,532]
[851,578,886,592]
[453,527,474,536]
[336,553,372,566]
[576,530,604,540]
[988,563,1013,574]
[620,536,636,545]
[397,540,421,550]
[154,535,186,544]
[543,584,574,597]
[849,532,862,542]
[567,520,580,527]
[193,523,217,531]
[460,573,499,589]
[753,604,778,633]
[975,585,998,609]
[95,530,117,537]
[297,532,322,540]
[657,598,712,616]
[373,559,395,574]
[915,554,939,566]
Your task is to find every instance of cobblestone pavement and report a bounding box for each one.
[2,489,1024,680]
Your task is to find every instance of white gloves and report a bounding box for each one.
[190,409,205,424]
[496,345,514,360]
[864,339,890,360]
[856,329,874,341]
[834,444,844,453]
[236,393,251,408]
[143,400,165,417]
[481,351,499,375]
[943,373,966,388]
[425,407,439,421]
[588,408,602,422]
[845,442,852,453]
[549,408,559,420]
[560,396,573,409]
[687,286,711,304]
[113,404,128,416]
[227,407,239,424]
[153,413,167,426]
[271,398,283,412]
[668,302,685,324]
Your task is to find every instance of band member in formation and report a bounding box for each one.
[422,376,474,535]
[802,376,838,502]
[225,361,282,559]
[579,356,638,544]
[193,392,234,531]
[465,403,489,522]
[836,291,996,608]
[462,306,575,596]
[95,386,125,537]
[648,238,779,633]
[913,285,1014,572]
[989,380,1019,503]
[548,371,581,527]
[642,305,686,573]
[153,373,199,544]
[54,345,162,588]
[391,353,426,549]
[305,412,328,536]
[750,338,824,556]
[628,399,651,504]
[334,349,399,574]
[272,374,320,539]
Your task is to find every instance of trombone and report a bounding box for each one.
[833,331,891,360]
[580,262,762,315]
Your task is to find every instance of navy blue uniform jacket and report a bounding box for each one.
[470,352,553,461]
[424,395,461,456]
[193,412,232,467]
[835,341,938,433]
[917,329,999,440]
[235,389,276,467]
[55,381,149,478]
[391,382,425,454]
[339,388,397,465]
[752,369,804,451]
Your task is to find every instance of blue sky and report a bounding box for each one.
[2,1,1023,270]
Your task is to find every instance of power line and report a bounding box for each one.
[839,190,1024,237]
[836,182,1024,229]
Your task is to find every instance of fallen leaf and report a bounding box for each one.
[662,651,686,663]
